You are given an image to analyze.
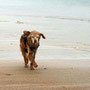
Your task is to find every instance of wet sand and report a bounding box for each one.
[0,60,90,90]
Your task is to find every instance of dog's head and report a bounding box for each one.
[23,30,46,47]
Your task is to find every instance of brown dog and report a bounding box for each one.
[20,30,46,70]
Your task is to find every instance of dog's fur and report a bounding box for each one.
[20,30,46,70]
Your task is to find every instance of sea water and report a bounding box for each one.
[0,0,90,18]
[0,0,90,60]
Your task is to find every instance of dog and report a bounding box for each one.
[20,30,46,70]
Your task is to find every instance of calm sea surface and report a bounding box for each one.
[0,0,90,18]
[0,0,90,60]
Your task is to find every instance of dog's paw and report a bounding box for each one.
[24,65,28,68]
[30,66,35,70]
[33,62,38,68]
[34,64,38,68]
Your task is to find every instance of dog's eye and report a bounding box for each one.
[36,35,39,38]
[31,36,34,38]
[36,36,39,38]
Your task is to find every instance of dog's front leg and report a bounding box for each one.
[33,58,38,68]
[24,56,28,68]
[28,54,35,70]
[33,51,38,68]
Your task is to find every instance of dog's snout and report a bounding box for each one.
[34,40,37,43]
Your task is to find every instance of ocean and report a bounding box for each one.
[0,0,90,60]
[0,0,90,18]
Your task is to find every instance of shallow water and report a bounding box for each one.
[0,0,90,60]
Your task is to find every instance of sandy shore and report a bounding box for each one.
[0,60,90,90]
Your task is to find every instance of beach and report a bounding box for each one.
[0,0,90,89]
[0,60,90,90]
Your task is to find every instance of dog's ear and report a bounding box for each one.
[23,30,30,36]
[40,33,46,39]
